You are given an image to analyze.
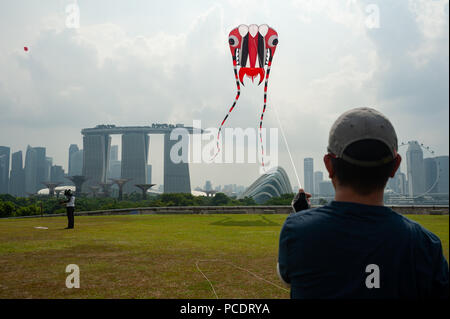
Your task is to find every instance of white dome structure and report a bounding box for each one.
[37,185,75,195]
[239,166,293,204]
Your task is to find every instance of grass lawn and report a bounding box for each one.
[0,214,448,299]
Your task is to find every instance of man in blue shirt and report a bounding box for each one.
[278,107,449,298]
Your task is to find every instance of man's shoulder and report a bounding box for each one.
[397,213,443,248]
[284,205,334,230]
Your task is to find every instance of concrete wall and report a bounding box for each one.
[74,205,449,216]
[3,205,447,219]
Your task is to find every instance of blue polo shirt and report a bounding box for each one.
[278,201,449,298]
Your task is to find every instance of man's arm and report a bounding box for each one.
[278,218,292,287]
[431,241,449,298]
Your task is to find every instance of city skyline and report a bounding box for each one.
[1,137,447,201]
[0,1,448,188]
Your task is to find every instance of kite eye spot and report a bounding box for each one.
[229,35,239,47]
[268,35,278,47]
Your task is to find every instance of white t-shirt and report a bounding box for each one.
[66,195,75,207]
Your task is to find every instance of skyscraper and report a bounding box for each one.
[24,146,37,194]
[51,165,65,183]
[163,132,191,193]
[146,164,152,184]
[303,158,314,194]
[424,158,438,194]
[83,134,111,191]
[314,171,323,195]
[121,133,149,193]
[204,181,212,191]
[68,144,79,176]
[35,148,47,190]
[110,145,119,162]
[24,146,46,194]
[9,151,25,196]
[69,149,83,176]
[44,157,53,183]
[318,180,335,197]
[0,146,10,194]
[435,156,449,194]
[406,141,425,196]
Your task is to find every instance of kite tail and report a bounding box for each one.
[212,57,241,160]
[259,57,272,171]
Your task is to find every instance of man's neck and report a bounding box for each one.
[334,187,385,206]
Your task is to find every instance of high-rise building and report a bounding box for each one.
[83,134,111,191]
[318,180,335,197]
[435,156,449,194]
[163,132,191,193]
[313,171,323,195]
[44,157,53,183]
[108,160,121,180]
[35,147,47,189]
[0,146,10,194]
[9,151,25,196]
[68,144,79,176]
[303,158,314,194]
[406,141,425,196]
[69,149,83,176]
[24,146,37,194]
[388,168,407,195]
[204,181,212,191]
[51,165,65,183]
[110,145,119,162]
[24,146,46,194]
[121,133,149,193]
[424,158,438,194]
[146,164,152,184]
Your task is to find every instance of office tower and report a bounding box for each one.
[110,145,119,162]
[68,144,79,176]
[24,146,46,194]
[146,164,152,184]
[303,158,314,194]
[391,170,407,195]
[83,134,111,191]
[406,141,425,196]
[44,157,52,183]
[204,181,212,191]
[121,133,149,193]
[107,145,120,180]
[424,158,438,194]
[435,156,449,194]
[0,146,10,194]
[24,146,37,194]
[51,165,65,183]
[34,147,46,190]
[108,160,121,179]
[314,171,323,195]
[70,149,83,176]
[163,132,191,193]
[9,151,25,196]
[318,180,335,197]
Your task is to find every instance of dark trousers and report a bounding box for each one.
[66,207,75,228]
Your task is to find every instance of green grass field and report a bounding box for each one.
[0,214,448,299]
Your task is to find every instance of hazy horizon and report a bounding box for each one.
[1,0,448,189]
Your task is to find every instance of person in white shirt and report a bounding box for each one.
[61,189,75,229]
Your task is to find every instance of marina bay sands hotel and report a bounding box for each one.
[81,124,199,194]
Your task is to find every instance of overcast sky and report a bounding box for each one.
[0,0,448,189]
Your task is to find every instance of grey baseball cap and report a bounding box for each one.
[327,107,398,167]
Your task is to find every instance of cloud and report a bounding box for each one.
[0,0,448,188]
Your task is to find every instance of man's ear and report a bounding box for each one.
[390,154,402,178]
[324,154,335,179]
